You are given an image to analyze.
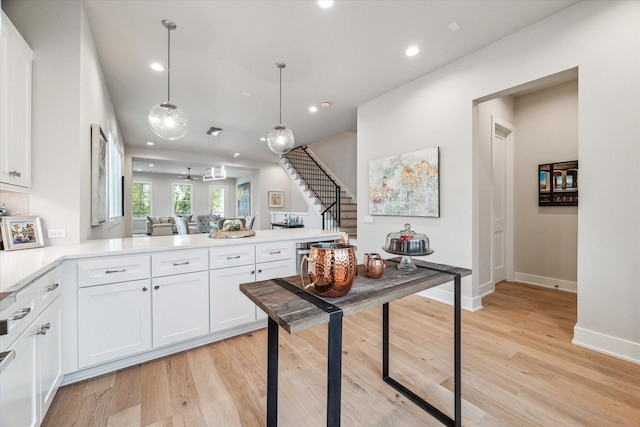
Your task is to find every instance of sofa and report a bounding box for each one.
[146,215,197,236]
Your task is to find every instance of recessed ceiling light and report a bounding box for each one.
[321,101,331,108]
[260,137,266,141]
[309,106,318,113]
[242,91,253,97]
[318,0,333,9]
[233,153,240,158]
[150,63,164,72]
[448,21,461,32]
[136,168,142,172]
[405,46,420,57]
[148,164,154,167]
[146,141,154,146]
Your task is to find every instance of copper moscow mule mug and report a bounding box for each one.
[301,243,357,297]
[364,253,386,279]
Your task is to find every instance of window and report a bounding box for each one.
[172,183,192,215]
[132,182,152,219]
[107,129,123,221]
[209,185,226,217]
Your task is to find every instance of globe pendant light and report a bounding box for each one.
[148,20,188,140]
[267,62,295,155]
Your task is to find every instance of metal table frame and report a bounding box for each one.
[264,268,462,427]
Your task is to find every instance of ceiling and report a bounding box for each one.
[84,0,579,178]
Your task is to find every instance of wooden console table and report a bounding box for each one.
[240,258,471,427]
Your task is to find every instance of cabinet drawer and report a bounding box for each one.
[77,255,150,287]
[255,241,293,263]
[210,246,255,269]
[35,267,62,313]
[0,285,36,351]
[152,249,208,277]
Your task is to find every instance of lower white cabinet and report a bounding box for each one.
[37,296,63,421]
[78,279,152,368]
[210,264,258,332]
[0,324,38,427]
[255,259,295,320]
[152,271,209,347]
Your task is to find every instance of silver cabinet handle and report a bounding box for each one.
[258,269,263,273]
[0,308,31,336]
[226,255,241,260]
[173,261,190,266]
[44,283,60,292]
[13,307,31,320]
[9,170,22,177]
[251,271,255,275]
[142,287,148,292]
[106,269,126,274]
[37,322,51,335]
[154,285,160,290]
[269,250,282,255]
[0,351,16,375]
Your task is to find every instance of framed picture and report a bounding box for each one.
[539,160,578,206]
[237,182,251,217]
[1,216,45,251]
[268,191,284,208]
[368,147,440,217]
[91,124,108,225]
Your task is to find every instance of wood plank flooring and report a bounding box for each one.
[42,282,640,426]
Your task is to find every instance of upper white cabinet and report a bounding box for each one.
[0,11,33,189]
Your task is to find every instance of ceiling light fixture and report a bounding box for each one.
[148,20,188,140]
[207,127,223,136]
[266,62,295,155]
[406,46,420,57]
[318,0,334,9]
[448,21,461,32]
[309,106,318,113]
[321,101,331,108]
[146,141,154,146]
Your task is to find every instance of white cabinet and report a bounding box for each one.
[0,325,37,427]
[0,11,33,189]
[78,279,152,368]
[36,297,63,421]
[0,266,62,427]
[210,264,258,332]
[152,271,209,347]
[209,243,295,331]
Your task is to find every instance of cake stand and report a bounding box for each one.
[382,247,434,270]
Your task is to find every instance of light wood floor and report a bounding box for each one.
[43,282,640,426]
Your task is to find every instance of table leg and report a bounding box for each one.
[267,317,279,427]
[327,311,343,426]
[382,272,462,427]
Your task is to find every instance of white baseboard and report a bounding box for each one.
[514,272,577,293]
[573,326,640,365]
[417,287,483,312]
[479,280,495,297]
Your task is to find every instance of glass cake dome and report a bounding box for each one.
[382,223,434,270]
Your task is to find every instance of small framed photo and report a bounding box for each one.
[1,216,45,251]
[268,191,284,208]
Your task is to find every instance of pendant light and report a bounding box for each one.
[267,62,295,155]
[148,20,188,140]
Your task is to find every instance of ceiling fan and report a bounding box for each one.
[179,167,200,181]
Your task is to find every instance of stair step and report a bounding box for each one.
[340,210,357,219]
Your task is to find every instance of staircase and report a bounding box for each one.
[281,146,357,238]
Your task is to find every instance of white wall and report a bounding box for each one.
[3,0,125,245]
[514,80,578,289]
[358,1,640,362]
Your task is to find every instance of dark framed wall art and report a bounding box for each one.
[539,160,578,206]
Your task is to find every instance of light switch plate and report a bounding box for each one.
[364,216,374,224]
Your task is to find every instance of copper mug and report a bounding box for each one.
[301,243,357,297]
[364,253,386,279]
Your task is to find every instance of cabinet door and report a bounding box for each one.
[210,264,256,332]
[0,12,32,188]
[36,296,63,423]
[0,326,37,427]
[255,259,295,320]
[78,279,152,367]
[152,271,209,347]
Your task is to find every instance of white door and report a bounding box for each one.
[492,118,515,285]
[492,128,507,283]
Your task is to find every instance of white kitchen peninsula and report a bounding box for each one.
[0,228,341,425]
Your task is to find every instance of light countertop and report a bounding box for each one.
[0,229,341,300]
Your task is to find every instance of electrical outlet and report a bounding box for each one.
[364,216,374,224]
[47,229,67,239]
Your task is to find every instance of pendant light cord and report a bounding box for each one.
[278,65,282,124]
[167,25,171,103]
